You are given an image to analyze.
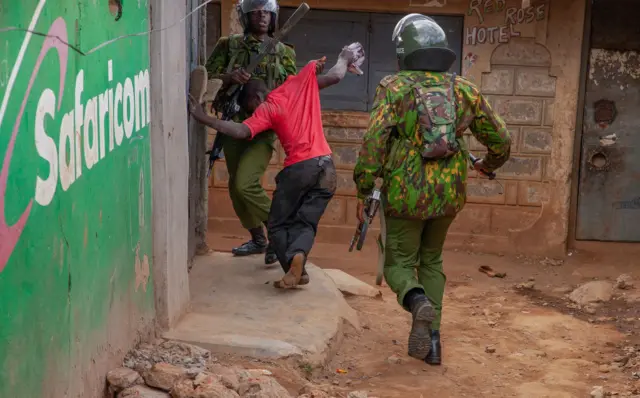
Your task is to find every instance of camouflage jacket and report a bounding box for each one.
[353,71,511,220]
[205,34,297,122]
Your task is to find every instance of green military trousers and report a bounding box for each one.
[383,215,455,331]
[221,132,275,230]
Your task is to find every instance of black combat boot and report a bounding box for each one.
[404,289,436,360]
[232,227,267,256]
[263,222,278,265]
[265,244,278,265]
[424,330,441,366]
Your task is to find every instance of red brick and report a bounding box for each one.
[212,161,229,188]
[336,170,357,195]
[490,207,540,236]
[209,189,236,218]
[324,126,366,143]
[322,196,347,225]
[330,144,360,169]
[450,205,491,235]
[466,178,506,205]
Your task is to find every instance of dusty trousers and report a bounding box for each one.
[383,215,455,330]
[267,156,336,272]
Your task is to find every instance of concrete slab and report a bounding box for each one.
[324,269,382,299]
[164,253,360,364]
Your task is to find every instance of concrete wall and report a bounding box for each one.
[209,0,586,256]
[0,1,155,396]
[150,0,191,330]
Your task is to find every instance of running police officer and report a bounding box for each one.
[353,14,511,365]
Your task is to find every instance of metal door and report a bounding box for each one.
[576,0,640,241]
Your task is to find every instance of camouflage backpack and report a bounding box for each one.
[411,73,459,160]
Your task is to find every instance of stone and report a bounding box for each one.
[386,355,403,365]
[569,281,614,306]
[553,286,573,294]
[297,386,331,398]
[172,377,240,398]
[323,269,382,299]
[124,341,210,375]
[238,376,292,398]
[107,367,144,393]
[347,392,368,398]
[143,363,188,391]
[599,364,610,373]
[207,364,241,391]
[485,346,496,354]
[616,274,634,290]
[118,385,170,398]
[584,305,598,315]
[515,282,536,290]
[591,386,604,398]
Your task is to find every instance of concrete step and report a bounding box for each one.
[164,252,360,365]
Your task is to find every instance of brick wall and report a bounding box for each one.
[451,38,556,249]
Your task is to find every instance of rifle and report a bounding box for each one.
[349,188,382,252]
[207,2,311,176]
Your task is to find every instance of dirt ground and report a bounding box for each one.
[209,233,640,397]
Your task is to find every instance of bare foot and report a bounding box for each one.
[273,253,305,289]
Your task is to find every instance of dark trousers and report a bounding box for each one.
[267,155,337,273]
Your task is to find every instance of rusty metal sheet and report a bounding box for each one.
[576,47,640,241]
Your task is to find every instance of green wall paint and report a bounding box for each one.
[0,1,155,396]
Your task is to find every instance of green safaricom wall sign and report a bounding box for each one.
[0,1,155,396]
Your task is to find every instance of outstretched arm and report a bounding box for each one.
[316,43,365,90]
[188,97,251,140]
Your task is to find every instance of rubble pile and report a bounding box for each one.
[108,340,372,398]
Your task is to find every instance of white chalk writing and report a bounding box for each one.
[465,0,546,46]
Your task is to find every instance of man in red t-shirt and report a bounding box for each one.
[189,43,365,288]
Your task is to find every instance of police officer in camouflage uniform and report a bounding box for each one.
[353,14,511,365]
[206,0,296,264]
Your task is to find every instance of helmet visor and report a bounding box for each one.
[392,13,435,43]
[239,0,278,14]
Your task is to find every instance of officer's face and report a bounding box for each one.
[249,9,271,34]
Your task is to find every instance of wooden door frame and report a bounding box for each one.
[567,0,593,249]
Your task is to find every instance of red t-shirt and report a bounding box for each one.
[242,61,332,167]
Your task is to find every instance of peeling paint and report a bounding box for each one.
[589,49,640,82]
[600,133,617,147]
[134,244,150,293]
